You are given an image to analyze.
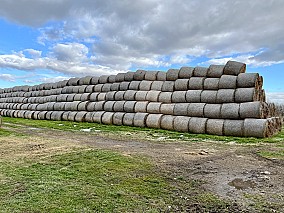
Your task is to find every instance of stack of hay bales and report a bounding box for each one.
[0,61,282,137]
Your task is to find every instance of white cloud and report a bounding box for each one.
[0,74,16,82]
[52,43,88,63]
[266,92,284,104]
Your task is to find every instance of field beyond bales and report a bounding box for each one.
[0,117,283,212]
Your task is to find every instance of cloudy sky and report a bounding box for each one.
[0,0,283,103]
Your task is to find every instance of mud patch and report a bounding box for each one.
[228,178,256,190]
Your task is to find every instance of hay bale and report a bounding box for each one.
[80,93,90,101]
[119,82,130,91]
[240,102,265,119]
[129,81,141,90]
[73,94,82,101]
[145,71,158,81]
[85,85,95,93]
[223,120,244,137]
[173,103,190,116]
[124,90,136,101]
[60,111,69,121]
[38,111,47,120]
[54,102,66,111]
[110,83,120,91]
[146,114,163,128]
[24,111,34,119]
[151,81,164,91]
[204,104,221,118]
[201,91,217,103]
[102,112,114,124]
[51,111,64,121]
[101,84,112,92]
[124,72,135,81]
[45,111,53,120]
[224,61,246,75]
[71,85,80,93]
[94,101,106,111]
[203,78,219,90]
[90,77,99,85]
[158,92,172,103]
[123,113,135,126]
[161,81,175,92]
[115,73,125,82]
[99,75,109,84]
[139,81,153,91]
[244,119,268,138]
[135,91,148,101]
[93,111,105,123]
[206,119,224,136]
[113,101,126,112]
[146,91,161,102]
[86,102,96,112]
[114,91,125,101]
[219,75,237,89]
[89,93,99,102]
[216,89,235,103]
[47,102,55,111]
[106,91,117,101]
[221,103,240,119]
[108,75,116,83]
[179,67,194,79]
[78,101,89,111]
[188,117,208,134]
[207,65,224,78]
[188,103,206,117]
[67,77,80,86]
[157,71,167,81]
[67,111,77,121]
[71,101,81,111]
[133,112,149,127]
[174,79,189,91]
[85,112,95,122]
[186,90,202,103]
[97,93,106,101]
[78,76,92,85]
[166,69,179,81]
[134,70,146,81]
[235,88,258,103]
[134,101,149,113]
[104,101,116,112]
[124,101,137,113]
[237,73,259,88]
[188,77,205,90]
[64,102,73,111]
[147,102,161,114]
[113,112,125,125]
[174,116,190,132]
[160,115,175,130]
[193,67,208,77]
[94,84,103,92]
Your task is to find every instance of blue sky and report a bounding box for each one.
[0,0,283,103]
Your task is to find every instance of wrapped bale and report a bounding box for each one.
[72,86,80,93]
[220,103,240,119]
[54,102,66,111]
[62,112,70,121]
[94,101,106,111]
[188,77,205,90]
[157,71,167,81]
[119,82,130,91]
[110,83,120,91]
[135,91,148,101]
[124,90,136,101]
[216,89,235,103]
[47,102,55,111]
[106,91,117,101]
[108,75,116,83]
[134,70,146,81]
[129,81,141,90]
[66,111,77,121]
[174,116,191,132]
[204,104,221,118]
[203,78,219,90]
[174,79,189,91]
[123,113,135,126]
[89,93,99,102]
[207,65,224,78]
[104,101,116,112]
[223,120,244,137]
[161,81,175,92]
[134,101,149,113]
[93,111,105,123]
[240,101,266,119]
[133,112,149,127]
[97,93,106,101]
[219,75,237,89]
[70,101,81,111]
[147,102,161,114]
[101,84,112,92]
[124,101,137,113]
[201,91,217,103]
[45,111,53,120]
[166,69,179,81]
[115,73,125,82]
[78,101,89,111]
[193,67,208,77]
[67,77,80,86]
[161,115,175,130]
[102,112,114,124]
[85,112,95,122]
[235,88,258,103]
[173,103,190,116]
[206,119,224,136]
[86,102,96,112]
[158,92,172,103]
[244,119,269,138]
[114,91,126,101]
[124,71,135,81]
[237,73,260,88]
[66,94,76,102]
[113,101,126,112]
[99,75,109,84]
[146,91,161,102]
[145,71,158,81]
[188,117,208,134]
[146,114,163,128]
[113,112,125,125]
[188,103,206,117]
[78,76,92,85]
[179,67,194,79]
[51,111,64,121]
[38,111,47,120]
[151,81,164,91]
[139,81,153,91]
[186,90,202,103]
[172,91,187,103]
[224,61,246,75]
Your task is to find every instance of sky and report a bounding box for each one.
[0,0,283,103]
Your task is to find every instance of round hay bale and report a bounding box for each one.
[186,90,202,103]
[161,81,174,92]
[235,88,257,103]
[94,101,105,111]
[129,81,141,90]
[160,103,175,115]
[124,72,135,81]
[113,112,125,125]
[133,70,146,81]
[67,111,78,121]
[97,93,106,101]
[188,77,205,90]
[94,84,103,92]
[207,65,224,78]
[85,112,95,122]
[78,101,89,111]
[70,101,81,111]
[244,119,267,138]
[172,91,187,103]
[224,61,246,75]
[219,75,237,89]
[60,111,70,121]
[216,89,235,103]
[67,86,74,94]
[85,85,95,93]
[93,111,105,123]
[220,103,240,119]
[124,101,137,113]
[134,101,149,113]
[78,76,92,85]
[146,91,161,102]
[174,79,189,91]
[193,67,208,77]
[174,116,190,132]
[237,73,259,88]
[147,102,161,114]
[239,102,264,119]
[54,102,66,111]
[223,120,244,137]
[56,94,68,102]
[173,103,190,116]
[50,111,63,121]
[101,83,112,92]
[124,90,136,101]
[206,119,224,136]
[156,71,167,81]
[99,75,109,84]
[133,112,149,127]
[179,67,194,79]
[78,85,88,93]
[139,81,153,91]
[188,117,208,134]
[160,115,175,130]
[119,82,130,91]
[151,81,164,91]
[114,91,125,101]
[45,111,53,120]
[104,101,116,112]
[146,114,163,128]
[71,86,80,93]
[135,91,148,101]
[204,104,221,118]
[67,77,80,86]
[115,73,126,82]
[59,80,69,88]
[188,103,206,117]
[201,91,217,103]
[89,93,99,102]
[101,112,114,124]
[106,91,117,101]
[38,111,47,120]
[158,92,172,103]
[123,113,135,126]
[166,69,179,81]
[86,102,96,112]
[73,94,82,101]
[203,78,219,90]
[110,83,120,91]
[64,102,73,111]
[90,77,99,85]
[113,101,126,112]
[145,71,158,81]
[47,102,55,111]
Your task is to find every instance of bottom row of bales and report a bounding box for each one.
[0,109,281,138]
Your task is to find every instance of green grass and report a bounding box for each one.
[258,150,284,160]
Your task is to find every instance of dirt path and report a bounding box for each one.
[4,124,284,211]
